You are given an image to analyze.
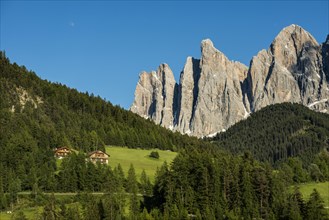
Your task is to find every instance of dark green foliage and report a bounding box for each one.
[0,52,209,199]
[11,210,28,220]
[211,103,329,166]
[65,203,82,220]
[305,189,328,220]
[42,194,59,220]
[56,153,123,193]
[150,150,328,219]
[2,52,329,219]
[140,170,153,196]
[152,150,254,218]
[127,164,140,219]
[149,151,160,159]
[312,151,329,180]
[83,195,102,220]
[0,51,206,152]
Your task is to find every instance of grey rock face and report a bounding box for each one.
[323,35,329,82]
[190,39,248,137]
[131,24,329,137]
[246,24,329,113]
[175,56,201,134]
[130,64,177,129]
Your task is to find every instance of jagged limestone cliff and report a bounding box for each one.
[131,25,329,137]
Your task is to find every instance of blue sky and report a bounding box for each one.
[1,1,328,109]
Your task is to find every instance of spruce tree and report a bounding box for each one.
[305,189,328,220]
[66,204,82,220]
[0,176,7,210]
[127,164,139,219]
[284,188,304,220]
[83,195,101,220]
[42,194,58,220]
[140,169,152,196]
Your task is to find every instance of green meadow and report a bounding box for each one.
[106,146,178,182]
[295,181,329,208]
[0,206,42,220]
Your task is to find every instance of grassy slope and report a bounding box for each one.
[296,182,329,208]
[106,146,177,182]
[0,206,42,220]
[0,147,177,219]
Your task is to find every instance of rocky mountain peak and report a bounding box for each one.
[131,25,329,137]
[201,38,215,49]
[270,24,319,66]
[200,38,227,66]
[274,24,317,43]
[131,63,177,128]
[158,63,171,73]
[248,24,328,112]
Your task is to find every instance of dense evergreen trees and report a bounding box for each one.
[211,103,329,166]
[0,51,206,152]
[10,149,324,220]
[148,150,328,219]
[1,52,329,219]
[305,189,328,220]
[0,51,209,197]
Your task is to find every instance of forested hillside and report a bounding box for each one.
[0,51,207,151]
[0,52,328,219]
[0,51,208,192]
[149,150,328,220]
[211,103,329,166]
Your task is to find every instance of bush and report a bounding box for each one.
[149,151,159,159]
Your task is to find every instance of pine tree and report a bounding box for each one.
[115,163,125,188]
[66,203,82,220]
[284,188,304,220]
[240,167,254,219]
[140,169,152,196]
[59,202,67,220]
[127,164,139,219]
[8,174,21,210]
[286,198,303,220]
[139,208,154,220]
[253,167,270,219]
[42,194,58,220]
[0,176,7,210]
[292,187,306,218]
[83,195,101,220]
[108,164,126,216]
[269,172,288,219]
[305,189,328,220]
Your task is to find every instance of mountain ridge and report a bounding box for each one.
[209,102,329,165]
[131,24,329,137]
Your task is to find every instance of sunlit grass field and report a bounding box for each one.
[295,181,329,208]
[105,146,177,182]
[0,206,42,220]
[0,147,177,219]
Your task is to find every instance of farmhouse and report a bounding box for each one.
[54,147,71,159]
[88,150,110,165]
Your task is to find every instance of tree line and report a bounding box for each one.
[2,150,328,219]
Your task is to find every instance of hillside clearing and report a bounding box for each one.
[294,181,329,208]
[105,146,177,182]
